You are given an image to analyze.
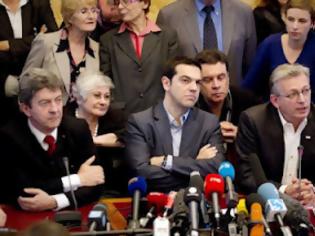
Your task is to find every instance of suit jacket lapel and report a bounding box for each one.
[141,32,161,63]
[114,31,140,65]
[221,0,234,54]
[183,0,202,53]
[153,102,173,154]
[86,38,99,70]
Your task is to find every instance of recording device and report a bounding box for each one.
[250,202,264,236]
[127,176,147,229]
[54,157,82,227]
[184,187,202,236]
[258,182,292,236]
[204,174,224,228]
[153,216,170,236]
[170,189,189,236]
[88,203,108,231]
[246,193,272,236]
[218,161,238,208]
[236,199,249,236]
[140,192,168,228]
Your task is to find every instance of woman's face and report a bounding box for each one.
[80,86,111,118]
[285,8,312,42]
[69,4,98,32]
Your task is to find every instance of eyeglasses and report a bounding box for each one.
[78,7,100,15]
[111,0,139,5]
[277,87,311,100]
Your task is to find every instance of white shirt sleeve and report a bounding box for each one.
[52,194,70,211]
[279,185,287,194]
[61,174,81,192]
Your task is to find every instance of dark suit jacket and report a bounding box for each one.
[124,101,225,192]
[236,103,315,193]
[0,114,102,207]
[156,0,256,85]
[99,26,179,114]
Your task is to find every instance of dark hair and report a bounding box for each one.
[195,49,229,71]
[163,56,201,80]
[258,0,282,8]
[19,68,65,106]
[283,0,315,21]
[19,220,70,236]
[142,0,151,14]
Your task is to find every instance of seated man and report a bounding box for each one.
[0,68,104,211]
[196,50,259,145]
[236,64,315,206]
[125,57,225,192]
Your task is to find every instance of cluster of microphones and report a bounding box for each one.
[66,156,315,236]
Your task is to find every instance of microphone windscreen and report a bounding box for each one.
[218,161,235,180]
[91,203,107,212]
[204,174,224,199]
[173,189,189,215]
[189,171,204,192]
[128,176,147,197]
[147,192,168,207]
[183,187,202,204]
[236,199,248,216]
[248,153,267,187]
[257,182,279,201]
[246,193,266,211]
[250,203,263,221]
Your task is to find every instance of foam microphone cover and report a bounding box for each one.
[257,182,279,201]
[204,174,224,199]
[237,199,249,216]
[218,161,235,180]
[189,171,204,192]
[183,187,202,204]
[250,203,264,236]
[147,192,168,211]
[128,176,147,197]
[246,193,266,211]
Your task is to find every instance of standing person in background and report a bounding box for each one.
[21,0,100,103]
[156,0,257,86]
[100,0,178,114]
[0,0,58,125]
[242,0,315,102]
[254,0,287,45]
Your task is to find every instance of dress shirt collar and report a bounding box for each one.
[195,0,220,15]
[28,119,58,147]
[118,18,161,35]
[277,109,307,133]
[164,105,191,127]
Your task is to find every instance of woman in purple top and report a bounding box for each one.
[242,0,315,101]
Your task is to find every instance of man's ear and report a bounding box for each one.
[270,94,280,109]
[161,76,171,91]
[19,102,31,118]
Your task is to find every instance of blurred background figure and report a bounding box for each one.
[100,0,178,114]
[0,208,6,227]
[18,220,70,236]
[254,0,287,44]
[0,0,57,125]
[242,0,315,102]
[69,71,128,196]
[21,0,99,104]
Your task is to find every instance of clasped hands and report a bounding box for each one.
[285,177,315,206]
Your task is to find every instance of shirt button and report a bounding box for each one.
[139,93,144,98]
[138,67,142,72]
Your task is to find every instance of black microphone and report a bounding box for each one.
[54,157,82,227]
[88,203,109,231]
[170,189,189,236]
[127,176,147,229]
[184,187,202,236]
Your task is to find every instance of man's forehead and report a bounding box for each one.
[33,88,62,100]
[277,74,310,90]
[174,64,201,76]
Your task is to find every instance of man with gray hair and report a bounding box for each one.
[236,63,315,206]
[0,68,104,211]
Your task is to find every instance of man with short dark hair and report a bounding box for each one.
[125,57,225,192]
[0,68,104,211]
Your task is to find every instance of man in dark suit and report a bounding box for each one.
[156,0,256,86]
[125,57,225,192]
[0,68,104,211]
[236,63,315,206]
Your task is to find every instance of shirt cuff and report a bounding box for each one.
[162,155,173,171]
[52,194,70,211]
[61,174,81,192]
[279,185,287,194]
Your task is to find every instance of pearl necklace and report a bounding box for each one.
[75,109,98,137]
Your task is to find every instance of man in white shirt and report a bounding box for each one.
[236,63,315,206]
[0,68,104,211]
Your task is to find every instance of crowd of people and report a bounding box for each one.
[0,0,315,228]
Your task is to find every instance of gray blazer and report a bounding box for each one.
[99,26,178,114]
[21,30,99,97]
[124,101,225,192]
[156,0,257,85]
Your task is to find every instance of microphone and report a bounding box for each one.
[188,171,210,228]
[258,182,293,236]
[249,202,264,236]
[163,191,177,217]
[184,187,202,236]
[246,193,272,235]
[170,189,189,236]
[204,174,225,228]
[297,145,304,199]
[218,161,238,208]
[236,199,249,236]
[140,192,168,228]
[127,176,147,229]
[54,157,82,227]
[88,203,108,231]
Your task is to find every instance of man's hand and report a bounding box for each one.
[150,156,165,167]
[78,156,105,186]
[220,121,238,143]
[0,40,9,51]
[93,133,124,147]
[196,144,218,160]
[285,178,315,206]
[17,188,57,211]
[0,208,6,227]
